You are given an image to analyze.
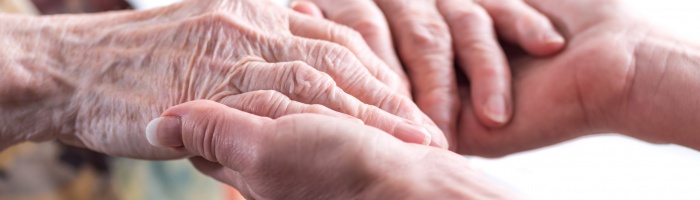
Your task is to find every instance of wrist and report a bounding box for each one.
[0,14,77,149]
[361,148,517,199]
[615,32,700,149]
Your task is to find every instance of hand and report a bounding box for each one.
[145,100,517,199]
[0,0,448,157]
[456,0,655,157]
[291,0,566,148]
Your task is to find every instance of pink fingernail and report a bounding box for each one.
[542,31,565,45]
[484,95,507,124]
[395,123,432,145]
[146,117,183,148]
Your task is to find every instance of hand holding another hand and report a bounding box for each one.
[457,0,662,156]
[146,100,516,200]
[2,0,448,158]
[292,0,566,148]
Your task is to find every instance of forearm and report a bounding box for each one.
[0,14,76,150]
[619,33,700,150]
[361,148,518,199]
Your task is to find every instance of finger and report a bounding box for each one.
[267,39,448,148]
[230,61,431,145]
[219,90,363,124]
[457,91,587,158]
[437,0,512,127]
[296,0,406,91]
[288,10,411,96]
[290,0,324,18]
[374,0,459,149]
[146,100,270,167]
[522,0,627,34]
[151,105,398,199]
[478,0,565,56]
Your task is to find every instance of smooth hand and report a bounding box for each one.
[145,100,517,199]
[457,0,670,157]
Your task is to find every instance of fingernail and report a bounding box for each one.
[541,31,565,44]
[395,123,432,145]
[146,117,183,148]
[484,95,507,124]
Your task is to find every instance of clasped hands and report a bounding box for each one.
[143,0,655,198]
[3,0,679,198]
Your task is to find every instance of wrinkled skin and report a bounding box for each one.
[292,0,566,149]
[145,0,700,198]
[292,0,696,157]
[148,100,518,200]
[0,0,449,159]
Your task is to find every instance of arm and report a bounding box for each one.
[0,14,75,150]
[619,34,700,150]
[453,0,700,157]
[291,0,567,150]
[0,0,444,158]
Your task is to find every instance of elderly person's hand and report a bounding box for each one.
[457,0,700,157]
[0,0,448,159]
[145,100,517,199]
[291,0,566,148]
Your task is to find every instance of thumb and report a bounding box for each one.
[145,100,269,170]
[291,0,324,19]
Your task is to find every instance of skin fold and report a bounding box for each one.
[0,0,449,159]
[292,0,567,149]
[143,0,700,198]
[294,0,700,157]
[3,0,700,199]
[147,100,519,200]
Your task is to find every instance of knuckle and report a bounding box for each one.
[409,22,451,48]
[285,61,338,99]
[475,64,502,78]
[184,103,225,160]
[350,19,385,39]
[447,6,491,26]
[317,42,356,68]
[399,21,452,58]
[328,24,365,48]
[456,40,497,58]
[339,25,364,41]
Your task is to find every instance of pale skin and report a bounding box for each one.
[144,0,700,199]
[0,0,450,158]
[0,0,563,155]
[2,0,700,199]
[291,0,567,149]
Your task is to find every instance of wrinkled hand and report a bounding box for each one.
[291,0,565,148]
[15,0,448,159]
[457,0,650,157]
[145,100,517,199]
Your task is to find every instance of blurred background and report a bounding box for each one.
[0,0,698,199]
